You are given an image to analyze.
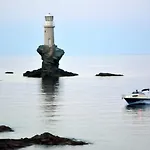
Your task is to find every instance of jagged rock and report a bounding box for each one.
[0,132,89,150]
[0,125,14,132]
[31,132,89,145]
[23,68,42,78]
[37,45,64,78]
[57,69,78,77]
[23,45,78,78]
[96,72,123,76]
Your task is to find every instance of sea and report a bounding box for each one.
[0,55,150,150]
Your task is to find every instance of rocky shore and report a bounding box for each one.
[0,127,89,150]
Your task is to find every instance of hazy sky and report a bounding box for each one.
[0,0,150,56]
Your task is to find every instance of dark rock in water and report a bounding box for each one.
[5,72,14,74]
[0,132,89,150]
[96,72,123,77]
[23,45,78,78]
[0,125,14,132]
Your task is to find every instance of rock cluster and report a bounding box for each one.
[23,45,78,78]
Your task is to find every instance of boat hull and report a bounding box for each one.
[124,98,150,105]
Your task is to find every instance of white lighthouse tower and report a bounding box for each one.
[44,13,55,47]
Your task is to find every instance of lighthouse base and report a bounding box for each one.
[23,45,78,78]
[23,68,78,78]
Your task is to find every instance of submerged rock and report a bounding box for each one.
[5,72,14,74]
[0,132,89,150]
[96,72,123,77]
[0,125,14,132]
[23,45,78,78]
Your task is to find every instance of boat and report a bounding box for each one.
[122,88,150,105]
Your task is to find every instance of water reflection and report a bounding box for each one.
[41,77,59,98]
[126,104,150,111]
[125,104,150,119]
[40,77,60,122]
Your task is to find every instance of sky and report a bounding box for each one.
[0,0,150,56]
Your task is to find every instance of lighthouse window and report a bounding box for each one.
[45,30,46,33]
[45,16,50,21]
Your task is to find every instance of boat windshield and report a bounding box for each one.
[132,90,139,94]
[132,89,149,94]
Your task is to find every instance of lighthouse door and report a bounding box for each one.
[48,38,51,46]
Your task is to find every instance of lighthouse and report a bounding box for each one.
[44,13,55,47]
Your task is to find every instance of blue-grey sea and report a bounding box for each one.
[0,55,150,150]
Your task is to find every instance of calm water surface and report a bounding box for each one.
[0,55,150,150]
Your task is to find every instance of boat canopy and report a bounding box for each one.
[141,88,150,92]
[132,88,150,94]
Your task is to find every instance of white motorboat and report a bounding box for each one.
[122,88,150,105]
